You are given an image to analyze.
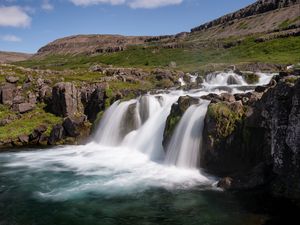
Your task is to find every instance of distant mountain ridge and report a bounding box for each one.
[0,51,32,63]
[191,0,300,32]
[33,0,300,58]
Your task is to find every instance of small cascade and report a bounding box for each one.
[203,71,247,86]
[95,99,141,146]
[122,95,178,160]
[165,101,209,168]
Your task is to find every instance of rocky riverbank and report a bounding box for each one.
[163,68,300,200]
[0,64,184,149]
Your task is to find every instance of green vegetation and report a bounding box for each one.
[207,102,245,138]
[237,21,249,30]
[15,36,300,72]
[243,72,259,84]
[278,16,300,29]
[0,105,62,141]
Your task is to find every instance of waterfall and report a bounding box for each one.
[95,99,141,146]
[93,71,274,168]
[203,71,247,86]
[165,101,209,168]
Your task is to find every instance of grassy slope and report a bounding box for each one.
[16,36,300,72]
[0,104,62,142]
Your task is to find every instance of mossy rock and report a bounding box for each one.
[242,72,259,84]
[207,101,245,139]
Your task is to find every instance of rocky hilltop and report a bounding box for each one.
[35,34,174,57]
[33,0,300,59]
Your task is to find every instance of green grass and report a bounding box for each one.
[15,36,300,72]
[0,105,62,141]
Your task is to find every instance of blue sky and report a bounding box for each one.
[0,0,256,53]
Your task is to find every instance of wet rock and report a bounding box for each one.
[5,76,19,84]
[120,103,141,138]
[220,93,235,102]
[217,177,233,189]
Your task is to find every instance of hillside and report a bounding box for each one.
[0,51,32,63]
[15,0,300,72]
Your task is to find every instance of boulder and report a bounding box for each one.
[18,134,29,144]
[0,83,16,105]
[220,93,235,102]
[48,124,65,145]
[15,103,35,114]
[29,125,47,141]
[5,76,19,84]
[62,115,88,137]
[51,82,83,117]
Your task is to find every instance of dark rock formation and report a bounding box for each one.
[62,115,91,140]
[84,87,107,123]
[51,82,83,117]
[48,124,65,145]
[201,77,300,199]
[0,83,17,105]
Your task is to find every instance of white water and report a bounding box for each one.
[165,101,209,168]
[0,71,275,200]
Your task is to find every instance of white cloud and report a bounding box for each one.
[0,6,31,27]
[0,34,22,42]
[70,0,125,6]
[42,0,54,11]
[129,0,182,8]
[69,0,183,8]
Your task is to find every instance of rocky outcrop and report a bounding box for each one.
[51,82,83,117]
[0,83,17,105]
[84,87,108,123]
[201,76,300,199]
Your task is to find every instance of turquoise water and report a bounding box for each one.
[0,146,298,225]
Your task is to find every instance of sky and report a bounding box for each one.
[0,0,256,53]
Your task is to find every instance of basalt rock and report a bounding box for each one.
[62,115,91,142]
[202,77,300,199]
[84,87,107,123]
[0,83,17,105]
[48,124,65,145]
[51,82,83,117]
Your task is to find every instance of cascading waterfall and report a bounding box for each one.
[0,71,275,202]
[203,71,248,86]
[165,101,209,168]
